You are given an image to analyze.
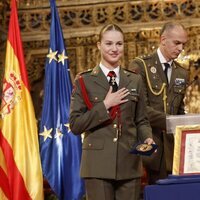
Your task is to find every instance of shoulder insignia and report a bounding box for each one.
[134,55,152,65]
[173,60,189,71]
[79,68,92,75]
[73,69,92,94]
[123,68,138,74]
[74,72,82,81]
[74,69,92,80]
[139,54,151,60]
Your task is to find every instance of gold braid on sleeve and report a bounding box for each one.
[135,57,167,113]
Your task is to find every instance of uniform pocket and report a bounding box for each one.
[130,94,139,102]
[173,85,185,94]
[89,93,105,104]
[82,138,104,150]
[151,84,163,92]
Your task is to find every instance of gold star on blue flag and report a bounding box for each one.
[58,50,68,65]
[47,48,57,63]
[39,126,53,141]
[54,128,63,139]
[64,123,71,133]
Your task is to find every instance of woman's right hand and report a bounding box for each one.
[103,87,130,109]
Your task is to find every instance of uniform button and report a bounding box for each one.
[95,97,98,101]
[88,143,92,147]
[113,138,117,142]
[167,103,169,106]
[113,124,117,128]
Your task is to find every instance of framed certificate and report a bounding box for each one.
[173,125,200,175]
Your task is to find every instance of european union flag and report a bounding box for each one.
[39,0,85,199]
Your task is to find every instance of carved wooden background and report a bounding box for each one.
[0,0,200,122]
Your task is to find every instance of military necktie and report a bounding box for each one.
[107,71,118,92]
[164,63,170,84]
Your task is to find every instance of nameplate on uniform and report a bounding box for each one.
[130,142,158,156]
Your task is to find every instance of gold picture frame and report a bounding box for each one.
[173,125,200,175]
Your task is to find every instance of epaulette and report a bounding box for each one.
[123,68,138,74]
[79,68,92,75]
[174,60,189,71]
[74,69,92,81]
[139,54,151,60]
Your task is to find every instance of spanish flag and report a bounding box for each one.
[0,0,43,199]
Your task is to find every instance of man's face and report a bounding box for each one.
[160,26,188,61]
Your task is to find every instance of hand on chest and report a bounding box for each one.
[86,79,139,104]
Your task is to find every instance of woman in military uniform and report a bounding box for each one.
[70,23,154,200]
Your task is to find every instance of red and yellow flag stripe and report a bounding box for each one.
[0,0,43,199]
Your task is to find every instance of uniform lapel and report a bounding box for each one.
[91,65,109,91]
[118,68,131,89]
[168,62,177,91]
[153,52,168,85]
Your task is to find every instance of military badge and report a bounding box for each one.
[130,88,137,95]
[1,72,22,118]
[150,66,157,74]
[175,78,185,86]
[130,89,139,101]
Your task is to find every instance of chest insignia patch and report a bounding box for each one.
[175,78,185,86]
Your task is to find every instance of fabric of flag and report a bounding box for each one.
[39,0,85,199]
[0,0,44,200]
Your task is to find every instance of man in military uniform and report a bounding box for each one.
[129,22,189,184]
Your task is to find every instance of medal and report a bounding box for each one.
[136,144,153,152]
[150,66,157,74]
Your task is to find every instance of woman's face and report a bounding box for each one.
[97,30,124,69]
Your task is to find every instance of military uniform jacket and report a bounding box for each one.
[70,66,152,180]
[129,51,188,171]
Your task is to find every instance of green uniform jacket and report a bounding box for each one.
[70,66,153,180]
[129,51,188,171]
